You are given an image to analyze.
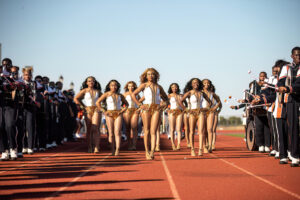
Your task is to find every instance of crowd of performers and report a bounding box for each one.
[0,58,78,161]
[74,69,222,160]
[0,58,223,161]
[230,46,300,167]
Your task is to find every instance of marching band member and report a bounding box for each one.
[131,68,169,160]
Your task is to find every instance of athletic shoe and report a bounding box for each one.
[0,150,9,161]
[22,148,28,154]
[51,141,57,147]
[17,152,23,158]
[258,146,265,153]
[33,148,37,151]
[46,144,52,149]
[39,148,46,152]
[75,133,82,138]
[288,151,292,161]
[10,149,17,160]
[279,158,288,164]
[275,152,280,159]
[264,146,270,153]
[63,137,68,142]
[290,157,299,167]
[27,149,34,155]
[269,150,276,156]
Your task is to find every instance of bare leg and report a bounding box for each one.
[149,111,161,159]
[189,115,197,156]
[183,113,190,147]
[131,113,139,150]
[197,113,205,156]
[168,113,176,150]
[105,116,115,155]
[84,116,92,153]
[176,114,183,149]
[114,115,123,155]
[206,112,215,152]
[91,112,101,153]
[212,113,218,150]
[155,123,160,151]
[141,111,151,159]
[123,112,132,150]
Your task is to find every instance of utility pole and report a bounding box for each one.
[0,43,2,62]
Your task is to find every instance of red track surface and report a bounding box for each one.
[0,134,299,200]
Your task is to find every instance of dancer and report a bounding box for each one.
[179,78,211,156]
[96,80,128,156]
[131,68,169,160]
[167,83,184,150]
[202,79,221,152]
[74,76,102,153]
[123,81,141,150]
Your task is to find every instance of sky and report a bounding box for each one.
[1,0,299,117]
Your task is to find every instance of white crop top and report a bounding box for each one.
[125,95,138,109]
[190,93,205,109]
[106,95,122,110]
[170,96,181,110]
[143,86,161,105]
[84,91,100,106]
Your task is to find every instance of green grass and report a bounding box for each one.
[225,134,245,138]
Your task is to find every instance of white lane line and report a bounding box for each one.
[159,152,181,200]
[212,141,300,199]
[44,154,110,200]
[0,145,82,174]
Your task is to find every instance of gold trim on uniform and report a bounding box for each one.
[106,110,121,120]
[141,104,162,115]
[189,108,207,119]
[85,106,100,116]
[168,109,183,118]
[125,108,138,118]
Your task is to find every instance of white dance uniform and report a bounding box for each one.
[170,96,182,110]
[84,91,100,106]
[106,95,122,110]
[190,93,205,109]
[125,95,138,109]
[143,86,161,105]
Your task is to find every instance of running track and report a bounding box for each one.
[0,134,299,200]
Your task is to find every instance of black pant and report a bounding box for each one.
[3,106,18,150]
[286,102,299,158]
[36,112,46,149]
[23,109,35,149]
[276,118,288,159]
[0,106,8,152]
[267,112,278,151]
[254,115,271,147]
[16,109,25,153]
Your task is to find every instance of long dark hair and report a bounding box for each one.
[80,76,101,91]
[184,78,202,91]
[105,79,121,93]
[202,79,213,91]
[168,83,181,94]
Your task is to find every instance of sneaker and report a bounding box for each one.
[17,152,23,158]
[51,141,57,147]
[33,148,37,151]
[259,146,265,153]
[63,137,68,142]
[290,157,299,167]
[27,149,34,155]
[275,152,280,159]
[39,148,46,152]
[288,151,292,161]
[75,133,81,138]
[279,158,288,164]
[264,146,270,153]
[22,148,28,154]
[10,149,17,160]
[46,144,52,149]
[0,150,9,161]
[269,150,276,156]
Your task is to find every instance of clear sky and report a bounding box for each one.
[1,0,299,117]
